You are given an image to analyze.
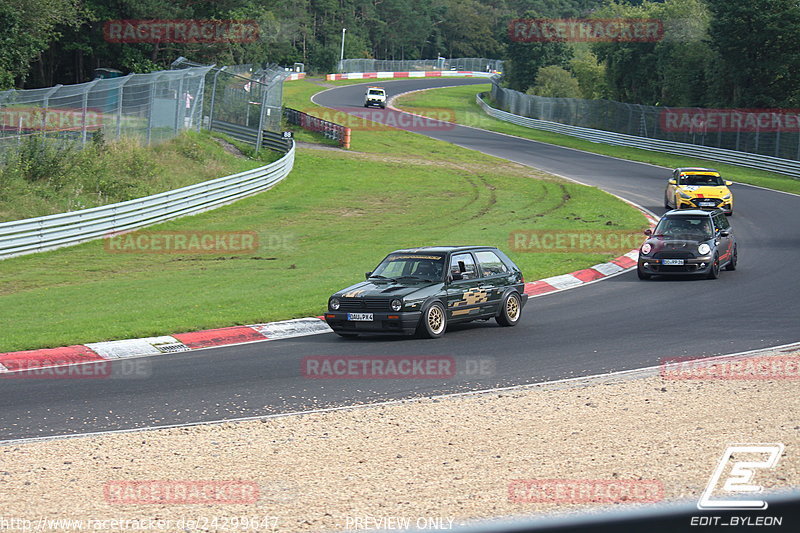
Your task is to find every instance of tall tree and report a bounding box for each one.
[527,65,581,97]
[592,0,713,106]
[0,0,85,88]
[707,0,800,107]
[503,8,574,93]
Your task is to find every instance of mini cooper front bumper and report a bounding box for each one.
[637,256,716,275]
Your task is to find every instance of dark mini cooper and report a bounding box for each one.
[637,209,737,280]
[325,246,528,338]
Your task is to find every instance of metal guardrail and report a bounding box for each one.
[210,120,292,152]
[0,142,295,260]
[476,93,800,179]
[283,107,350,148]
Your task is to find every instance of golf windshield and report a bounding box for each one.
[371,254,445,281]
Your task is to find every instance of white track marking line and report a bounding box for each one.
[3,341,798,446]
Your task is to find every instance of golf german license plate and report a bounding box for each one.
[347,313,373,321]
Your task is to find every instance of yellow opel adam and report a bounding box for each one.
[664,167,734,215]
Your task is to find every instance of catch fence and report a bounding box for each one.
[337,58,502,73]
[491,81,800,161]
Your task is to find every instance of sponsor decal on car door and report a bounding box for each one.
[474,250,509,313]
[446,253,485,318]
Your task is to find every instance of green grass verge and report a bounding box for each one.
[283,77,506,160]
[0,130,280,222]
[395,84,800,195]
[0,78,648,352]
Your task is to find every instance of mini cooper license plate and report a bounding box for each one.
[662,259,685,266]
[347,313,373,321]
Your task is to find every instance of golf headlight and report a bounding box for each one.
[678,190,692,199]
[330,297,340,310]
[698,243,711,255]
[390,299,403,311]
[641,243,652,255]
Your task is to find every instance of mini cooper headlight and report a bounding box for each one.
[678,190,692,199]
[641,243,652,255]
[390,298,403,311]
[698,243,711,255]
[330,297,340,310]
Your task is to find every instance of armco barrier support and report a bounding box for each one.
[283,107,350,148]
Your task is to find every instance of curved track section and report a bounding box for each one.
[1,79,798,441]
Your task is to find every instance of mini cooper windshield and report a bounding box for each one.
[370,253,445,282]
[653,216,714,241]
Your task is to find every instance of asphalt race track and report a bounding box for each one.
[1,79,798,441]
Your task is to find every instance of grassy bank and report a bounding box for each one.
[0,79,647,352]
[0,130,279,222]
[283,77,497,159]
[395,84,800,195]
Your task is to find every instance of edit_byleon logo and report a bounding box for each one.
[698,443,784,510]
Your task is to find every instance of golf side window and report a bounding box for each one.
[450,253,477,280]
[475,250,508,276]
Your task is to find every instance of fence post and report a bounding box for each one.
[735,113,741,152]
[115,75,133,140]
[80,79,101,147]
[255,81,268,154]
[208,66,226,130]
[754,119,760,153]
[174,73,185,134]
[146,74,161,145]
[40,85,62,136]
[796,129,800,161]
[194,65,213,132]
